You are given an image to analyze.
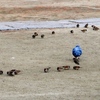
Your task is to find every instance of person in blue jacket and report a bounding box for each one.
[72,45,82,59]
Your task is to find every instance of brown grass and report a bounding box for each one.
[0,5,100,21]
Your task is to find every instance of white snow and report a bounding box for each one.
[0,18,100,31]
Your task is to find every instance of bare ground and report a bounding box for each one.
[0,0,100,100]
[0,0,100,21]
[0,27,100,100]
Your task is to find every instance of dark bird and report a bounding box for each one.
[32,35,36,39]
[73,58,79,65]
[10,69,21,75]
[93,26,99,31]
[44,67,51,73]
[81,29,87,32]
[41,34,45,38]
[73,66,81,70]
[91,25,95,28]
[7,71,15,76]
[0,70,3,75]
[7,69,21,76]
[15,70,21,75]
[57,67,63,72]
[34,32,38,36]
[52,31,55,34]
[70,30,74,33]
[84,23,88,28]
[76,24,79,28]
[10,69,16,72]
[62,66,70,70]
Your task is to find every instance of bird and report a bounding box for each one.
[73,58,79,65]
[11,69,21,75]
[7,71,15,76]
[7,69,21,76]
[76,24,79,28]
[10,69,16,72]
[44,67,51,73]
[93,26,99,31]
[34,32,38,36]
[72,45,82,60]
[62,66,70,70]
[41,34,45,38]
[32,35,36,39]
[81,29,87,32]
[91,25,94,27]
[57,67,63,72]
[0,70,3,75]
[70,30,74,33]
[14,70,21,75]
[73,66,81,70]
[84,23,88,28]
[52,31,55,34]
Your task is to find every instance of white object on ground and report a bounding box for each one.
[11,57,15,60]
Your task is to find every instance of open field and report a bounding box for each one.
[0,0,100,100]
[0,27,100,100]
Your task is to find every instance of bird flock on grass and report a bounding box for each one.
[0,69,21,76]
[0,23,99,75]
[42,23,99,73]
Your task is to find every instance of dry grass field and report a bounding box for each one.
[0,0,100,21]
[0,0,100,100]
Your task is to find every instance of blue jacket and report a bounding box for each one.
[72,45,82,57]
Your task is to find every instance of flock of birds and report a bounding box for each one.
[32,31,55,39]
[31,30,82,72]
[44,66,82,73]
[42,23,99,73]
[44,56,82,73]
[0,23,99,76]
[32,23,99,39]
[0,69,21,76]
[70,23,99,34]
